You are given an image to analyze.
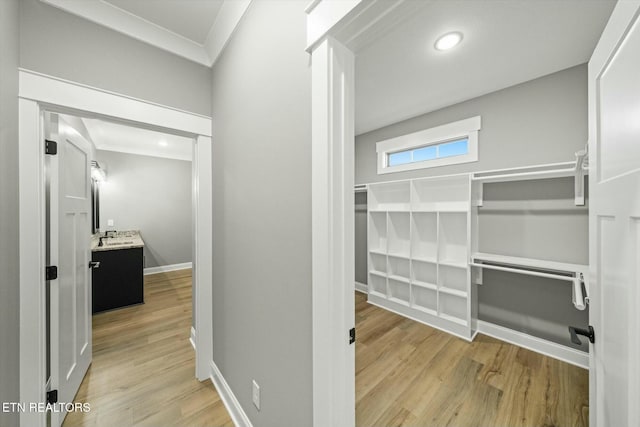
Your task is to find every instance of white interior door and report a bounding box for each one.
[47,113,93,427]
[588,2,640,426]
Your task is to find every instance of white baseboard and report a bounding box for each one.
[190,327,196,351]
[209,360,253,427]
[144,262,192,275]
[355,281,368,294]
[476,320,589,370]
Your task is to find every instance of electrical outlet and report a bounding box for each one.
[107,219,114,227]
[252,380,260,410]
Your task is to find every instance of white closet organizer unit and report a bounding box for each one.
[367,175,474,340]
[365,156,590,366]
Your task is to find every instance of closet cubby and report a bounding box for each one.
[387,212,410,257]
[369,252,387,275]
[438,264,468,295]
[439,293,467,325]
[438,212,468,266]
[411,175,470,211]
[368,273,387,297]
[411,212,437,262]
[411,260,437,288]
[388,278,410,306]
[368,212,387,254]
[388,255,410,282]
[412,286,437,314]
[369,181,411,211]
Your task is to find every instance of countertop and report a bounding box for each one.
[91,230,145,252]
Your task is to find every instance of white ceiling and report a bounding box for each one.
[104,0,224,44]
[355,0,616,135]
[83,118,193,161]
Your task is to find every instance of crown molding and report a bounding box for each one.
[40,0,251,67]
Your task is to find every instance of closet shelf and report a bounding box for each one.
[369,249,386,256]
[388,274,410,284]
[412,280,437,290]
[470,252,589,311]
[388,252,410,260]
[439,287,467,298]
[471,162,576,183]
[439,259,468,269]
[471,252,588,275]
[412,256,437,264]
[369,270,387,278]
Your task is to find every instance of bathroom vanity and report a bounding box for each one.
[91,231,145,313]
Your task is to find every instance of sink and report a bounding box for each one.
[105,240,134,246]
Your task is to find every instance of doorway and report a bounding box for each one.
[18,70,213,427]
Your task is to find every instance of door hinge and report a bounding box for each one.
[46,389,58,405]
[45,139,57,155]
[349,327,356,345]
[45,266,58,281]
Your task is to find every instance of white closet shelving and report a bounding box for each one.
[367,175,474,340]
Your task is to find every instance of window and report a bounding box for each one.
[377,116,481,174]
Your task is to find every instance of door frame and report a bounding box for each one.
[18,69,213,427]
[587,2,640,426]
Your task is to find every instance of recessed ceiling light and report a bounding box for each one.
[434,32,463,51]
[158,140,168,147]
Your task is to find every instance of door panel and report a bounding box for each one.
[589,2,640,426]
[48,114,93,427]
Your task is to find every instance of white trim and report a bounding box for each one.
[190,327,196,351]
[311,37,356,427]
[355,281,368,294]
[19,69,211,136]
[194,135,213,381]
[39,0,250,67]
[476,320,589,369]
[376,116,481,175]
[143,262,193,276]
[18,99,47,427]
[18,74,213,427]
[204,0,252,67]
[209,360,253,427]
[306,0,363,50]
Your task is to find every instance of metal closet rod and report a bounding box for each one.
[469,262,577,282]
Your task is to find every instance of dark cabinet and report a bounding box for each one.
[92,247,144,313]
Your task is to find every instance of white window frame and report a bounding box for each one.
[376,116,482,174]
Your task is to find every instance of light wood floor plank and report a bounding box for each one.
[63,269,233,427]
[355,292,589,427]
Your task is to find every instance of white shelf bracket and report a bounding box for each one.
[472,263,483,285]
[574,146,588,206]
[472,182,483,207]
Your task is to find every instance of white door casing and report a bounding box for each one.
[47,114,93,427]
[18,70,213,427]
[311,36,356,427]
[588,2,640,426]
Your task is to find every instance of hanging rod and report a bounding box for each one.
[469,262,575,281]
[470,260,588,310]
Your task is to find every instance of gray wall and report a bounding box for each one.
[95,150,192,268]
[355,65,589,350]
[0,0,20,425]
[211,1,312,426]
[355,192,368,284]
[20,0,212,116]
[355,64,587,185]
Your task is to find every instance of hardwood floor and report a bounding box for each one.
[355,292,589,427]
[63,269,233,427]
